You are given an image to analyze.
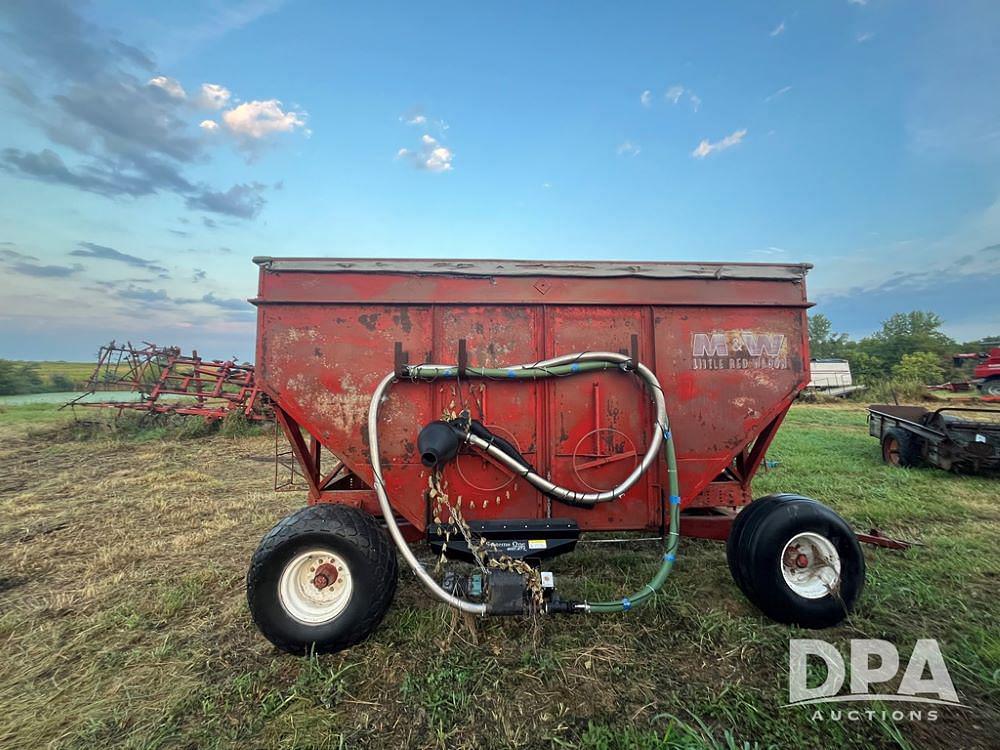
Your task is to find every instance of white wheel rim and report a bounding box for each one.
[278,548,353,625]
[779,532,841,599]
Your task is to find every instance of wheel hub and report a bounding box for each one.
[884,437,900,465]
[278,548,353,625]
[312,562,339,590]
[779,532,841,599]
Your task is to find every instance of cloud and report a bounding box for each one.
[110,40,154,71]
[157,0,294,63]
[221,99,306,139]
[0,147,182,198]
[640,90,652,108]
[399,109,451,131]
[616,140,641,157]
[0,247,38,262]
[117,284,171,304]
[148,75,186,99]
[195,83,231,110]
[0,72,38,106]
[8,261,82,277]
[0,0,139,81]
[816,248,1000,340]
[856,31,875,43]
[0,247,81,277]
[71,241,167,272]
[691,128,747,158]
[52,78,203,163]
[202,217,218,229]
[663,85,700,111]
[185,182,267,218]
[77,279,253,321]
[764,85,793,102]
[200,292,248,312]
[847,0,867,5]
[0,1,301,221]
[770,21,786,37]
[397,133,454,173]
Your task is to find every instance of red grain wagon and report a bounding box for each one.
[246,258,865,654]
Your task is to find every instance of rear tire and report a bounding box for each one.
[981,378,1000,397]
[247,504,398,655]
[881,428,923,468]
[729,496,864,629]
[726,493,804,594]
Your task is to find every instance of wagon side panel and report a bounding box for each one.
[653,304,809,503]
[257,302,435,525]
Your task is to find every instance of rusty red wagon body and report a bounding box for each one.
[253,258,809,532]
[246,257,867,654]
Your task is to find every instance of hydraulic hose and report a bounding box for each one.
[366,351,680,615]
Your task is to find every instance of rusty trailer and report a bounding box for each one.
[869,404,1000,473]
[246,258,866,654]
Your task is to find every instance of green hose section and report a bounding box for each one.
[587,434,680,613]
[407,360,680,614]
[410,362,614,379]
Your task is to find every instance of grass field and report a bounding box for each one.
[1,360,97,392]
[0,403,997,749]
[28,360,98,382]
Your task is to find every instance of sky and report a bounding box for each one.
[1,0,999,362]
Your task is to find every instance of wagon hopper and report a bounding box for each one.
[246,258,866,654]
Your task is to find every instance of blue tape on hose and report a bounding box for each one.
[669,495,681,506]
[570,362,580,372]
[443,368,454,377]
[664,552,676,562]
[506,369,517,378]
[621,597,631,611]
[663,428,671,440]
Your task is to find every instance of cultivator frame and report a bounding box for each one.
[68,340,270,420]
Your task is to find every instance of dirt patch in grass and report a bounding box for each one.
[0,403,997,749]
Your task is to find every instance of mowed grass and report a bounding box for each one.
[0,403,997,749]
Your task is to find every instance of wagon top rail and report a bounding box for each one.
[252,256,812,281]
[868,404,1000,437]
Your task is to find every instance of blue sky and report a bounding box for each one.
[1,0,998,361]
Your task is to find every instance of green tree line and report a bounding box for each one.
[809,311,998,385]
[0,361,77,396]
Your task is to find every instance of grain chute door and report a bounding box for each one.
[546,306,654,530]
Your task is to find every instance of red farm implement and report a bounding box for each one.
[244,258,876,654]
[68,340,269,420]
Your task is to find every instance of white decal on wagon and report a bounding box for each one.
[691,331,790,370]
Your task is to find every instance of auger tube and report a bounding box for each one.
[366,351,681,615]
